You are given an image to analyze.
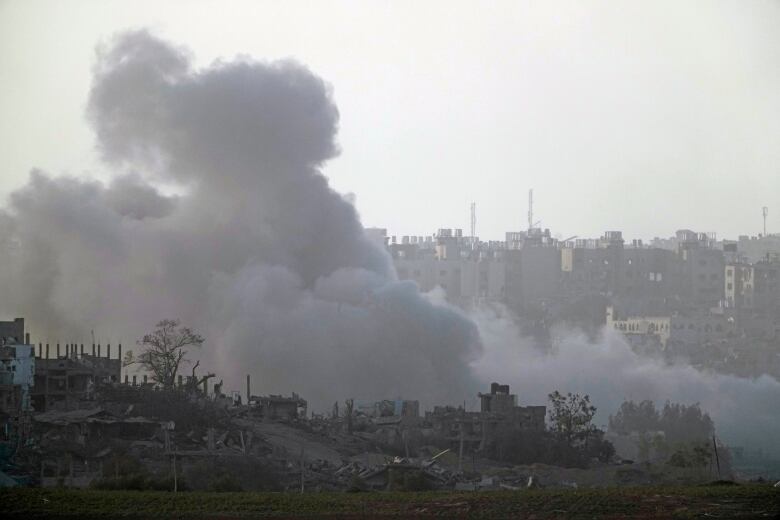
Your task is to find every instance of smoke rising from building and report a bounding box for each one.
[0,30,481,407]
[1,30,777,459]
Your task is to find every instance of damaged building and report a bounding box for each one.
[0,342,35,415]
[0,318,35,415]
[426,382,546,454]
[31,343,122,412]
[249,393,307,420]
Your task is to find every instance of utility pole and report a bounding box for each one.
[712,435,721,478]
[458,425,464,473]
[300,446,305,493]
[172,451,178,493]
[763,206,768,236]
[471,202,479,303]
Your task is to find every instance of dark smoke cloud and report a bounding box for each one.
[4,29,774,455]
[0,30,481,407]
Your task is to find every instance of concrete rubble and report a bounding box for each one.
[1,375,703,492]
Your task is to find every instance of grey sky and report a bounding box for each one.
[1,0,779,241]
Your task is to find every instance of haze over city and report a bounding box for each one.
[0,1,779,514]
[2,1,780,240]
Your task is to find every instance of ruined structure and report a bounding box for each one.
[426,383,546,454]
[249,393,307,420]
[0,318,26,345]
[0,342,35,415]
[0,318,35,416]
[31,344,122,412]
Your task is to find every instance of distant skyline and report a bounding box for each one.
[372,208,775,244]
[2,1,779,241]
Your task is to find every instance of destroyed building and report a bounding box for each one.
[355,399,420,423]
[249,393,307,420]
[426,382,546,453]
[0,318,26,345]
[31,343,122,412]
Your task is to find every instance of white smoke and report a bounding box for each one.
[470,303,780,457]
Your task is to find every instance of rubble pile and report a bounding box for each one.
[1,379,699,492]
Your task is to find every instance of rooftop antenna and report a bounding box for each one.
[763,206,768,236]
[470,202,476,246]
[528,189,533,231]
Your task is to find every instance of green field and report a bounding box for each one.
[1,484,778,519]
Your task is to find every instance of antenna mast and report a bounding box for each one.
[763,206,768,236]
[470,203,476,247]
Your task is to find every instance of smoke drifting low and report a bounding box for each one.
[470,304,780,457]
[0,30,481,406]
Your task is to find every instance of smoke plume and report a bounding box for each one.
[0,30,481,406]
[2,31,777,456]
[470,304,780,457]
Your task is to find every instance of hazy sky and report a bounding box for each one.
[1,0,779,242]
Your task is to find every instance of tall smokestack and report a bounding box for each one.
[246,374,251,403]
[45,343,49,359]
[107,343,111,359]
[56,343,60,358]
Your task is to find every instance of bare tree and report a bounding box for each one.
[126,319,205,389]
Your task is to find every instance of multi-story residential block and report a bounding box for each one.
[725,260,780,311]
[677,230,725,307]
[606,305,735,348]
